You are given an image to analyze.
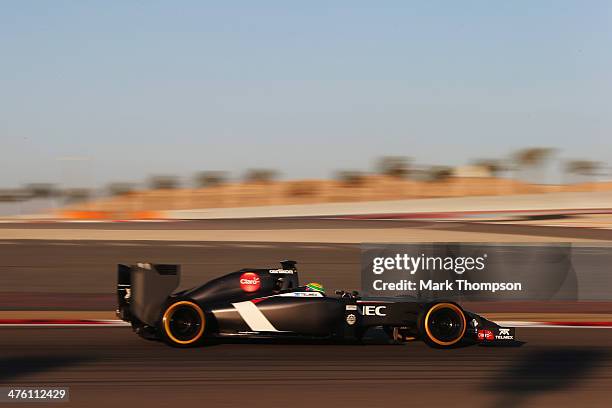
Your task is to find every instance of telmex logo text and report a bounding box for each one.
[372,253,487,275]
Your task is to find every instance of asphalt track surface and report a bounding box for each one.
[1,327,612,407]
[2,237,612,312]
[2,218,612,312]
[0,240,359,303]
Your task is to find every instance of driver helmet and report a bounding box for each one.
[305,282,325,293]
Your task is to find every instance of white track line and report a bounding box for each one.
[0,320,130,327]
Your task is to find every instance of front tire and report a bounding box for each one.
[160,300,206,347]
[419,302,466,348]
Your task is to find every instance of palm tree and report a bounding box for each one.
[427,166,454,182]
[244,169,278,184]
[377,156,411,178]
[565,160,602,184]
[63,188,91,205]
[149,175,180,190]
[0,189,30,202]
[512,147,556,184]
[470,159,507,177]
[335,170,366,187]
[195,171,227,188]
[24,183,58,199]
[108,182,136,196]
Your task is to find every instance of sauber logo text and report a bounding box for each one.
[269,269,294,274]
[361,305,387,316]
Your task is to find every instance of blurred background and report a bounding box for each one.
[3,149,612,225]
[1,2,611,220]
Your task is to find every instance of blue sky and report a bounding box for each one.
[1,1,611,187]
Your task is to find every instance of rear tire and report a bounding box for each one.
[419,302,466,348]
[160,300,206,347]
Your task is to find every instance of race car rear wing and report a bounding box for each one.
[116,263,180,326]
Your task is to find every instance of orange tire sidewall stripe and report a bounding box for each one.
[162,301,205,345]
[424,303,466,346]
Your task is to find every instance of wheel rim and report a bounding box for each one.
[162,301,205,345]
[424,303,466,346]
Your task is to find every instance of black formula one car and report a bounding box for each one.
[116,261,516,348]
